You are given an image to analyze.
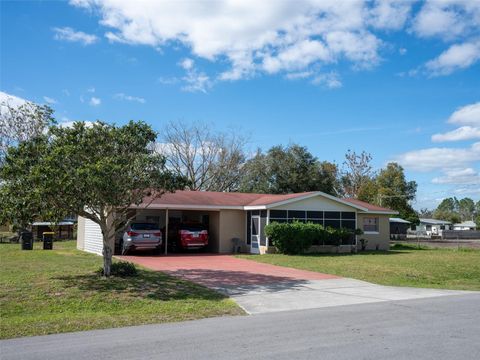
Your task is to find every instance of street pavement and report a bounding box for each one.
[2,293,480,360]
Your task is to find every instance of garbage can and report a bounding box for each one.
[231,237,241,253]
[21,231,33,250]
[42,232,54,250]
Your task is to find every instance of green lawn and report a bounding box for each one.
[238,244,480,291]
[0,241,242,339]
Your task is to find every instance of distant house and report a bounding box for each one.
[453,221,477,231]
[389,218,410,239]
[413,218,452,236]
[31,218,77,240]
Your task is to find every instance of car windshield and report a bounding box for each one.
[181,224,206,232]
[130,223,158,231]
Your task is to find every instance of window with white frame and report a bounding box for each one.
[363,217,379,232]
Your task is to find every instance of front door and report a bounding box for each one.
[250,215,260,254]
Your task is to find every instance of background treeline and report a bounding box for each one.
[419,197,480,225]
[161,122,420,224]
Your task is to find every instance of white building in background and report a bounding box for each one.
[453,221,477,231]
[413,218,452,236]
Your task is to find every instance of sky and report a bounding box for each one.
[1,0,479,210]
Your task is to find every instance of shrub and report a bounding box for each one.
[98,261,138,277]
[266,221,357,254]
[265,221,314,255]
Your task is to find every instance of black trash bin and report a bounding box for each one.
[42,232,54,250]
[21,231,33,250]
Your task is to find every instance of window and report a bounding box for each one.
[307,211,323,219]
[341,212,355,220]
[325,211,340,219]
[363,217,379,233]
[324,219,341,229]
[341,220,356,230]
[440,225,445,230]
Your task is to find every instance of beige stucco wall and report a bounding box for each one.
[76,216,85,250]
[218,209,246,253]
[273,195,356,211]
[357,213,390,251]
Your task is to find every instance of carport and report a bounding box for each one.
[132,207,221,254]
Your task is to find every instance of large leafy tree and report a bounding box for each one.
[0,121,185,276]
[238,144,340,195]
[375,163,419,224]
[458,197,475,220]
[433,197,476,223]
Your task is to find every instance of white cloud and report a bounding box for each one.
[0,91,28,108]
[432,168,480,185]
[178,58,212,93]
[448,102,480,126]
[311,72,342,89]
[59,120,95,128]
[89,97,101,106]
[68,0,480,84]
[43,96,57,104]
[113,93,146,103]
[399,47,407,55]
[53,27,99,45]
[393,142,480,172]
[87,87,96,93]
[284,71,313,80]
[411,0,480,40]
[180,58,194,70]
[425,40,480,76]
[368,0,412,30]
[432,126,480,142]
[68,0,411,83]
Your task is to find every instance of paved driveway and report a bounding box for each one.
[120,254,472,314]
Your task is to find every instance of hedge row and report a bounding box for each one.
[264,221,360,255]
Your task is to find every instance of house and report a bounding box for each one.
[76,190,397,255]
[389,217,410,240]
[453,221,477,231]
[413,218,452,236]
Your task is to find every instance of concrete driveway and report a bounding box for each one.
[120,254,473,314]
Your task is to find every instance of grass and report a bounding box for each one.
[0,241,243,339]
[238,243,480,291]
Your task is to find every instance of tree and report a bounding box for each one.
[375,163,419,224]
[434,197,461,223]
[341,150,374,198]
[418,208,434,218]
[160,121,246,192]
[0,100,55,164]
[238,144,340,195]
[458,197,475,220]
[0,121,185,276]
[475,200,480,228]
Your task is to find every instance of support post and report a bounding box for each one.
[164,208,169,255]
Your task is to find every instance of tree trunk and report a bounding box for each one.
[102,242,113,277]
[101,224,116,277]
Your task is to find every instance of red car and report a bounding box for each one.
[164,222,208,252]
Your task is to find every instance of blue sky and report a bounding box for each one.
[1,0,479,209]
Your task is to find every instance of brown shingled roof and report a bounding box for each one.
[144,190,315,207]
[139,190,396,213]
[342,198,396,213]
